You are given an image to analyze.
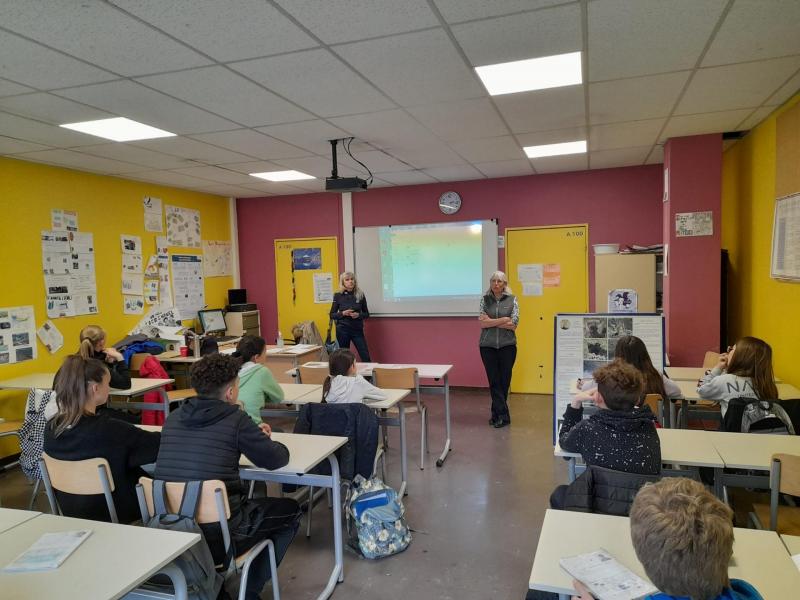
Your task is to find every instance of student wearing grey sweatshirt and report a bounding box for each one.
[322,349,387,404]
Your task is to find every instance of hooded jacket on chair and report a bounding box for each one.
[561,464,662,516]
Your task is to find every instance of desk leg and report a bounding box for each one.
[435,373,452,468]
[567,458,576,483]
[713,467,724,501]
[399,402,408,497]
[159,387,169,416]
[681,399,688,429]
[327,455,344,588]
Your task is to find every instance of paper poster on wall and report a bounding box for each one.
[313,273,334,303]
[166,205,201,248]
[144,280,159,304]
[143,196,163,232]
[770,192,800,281]
[202,240,232,277]
[51,209,78,232]
[517,263,543,283]
[122,254,143,273]
[171,255,204,319]
[543,264,561,287]
[123,296,144,315]
[0,306,37,365]
[41,230,71,253]
[69,231,93,254]
[144,255,159,278]
[73,292,98,315]
[608,289,638,313]
[122,273,143,296]
[36,320,64,354]
[522,282,543,296]
[42,252,71,275]
[46,293,75,318]
[675,211,713,237]
[292,248,322,270]
[121,234,142,255]
[131,307,182,336]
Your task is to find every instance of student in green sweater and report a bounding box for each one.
[233,335,285,424]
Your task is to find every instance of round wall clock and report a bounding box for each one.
[438,191,462,215]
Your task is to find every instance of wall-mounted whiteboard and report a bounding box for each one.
[354,220,498,316]
[552,313,665,442]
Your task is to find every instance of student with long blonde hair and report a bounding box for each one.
[77,325,131,389]
[329,271,372,361]
[44,355,160,523]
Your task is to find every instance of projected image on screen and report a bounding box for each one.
[379,222,483,300]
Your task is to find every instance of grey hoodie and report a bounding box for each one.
[325,374,388,404]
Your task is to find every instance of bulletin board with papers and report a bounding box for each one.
[771,192,800,281]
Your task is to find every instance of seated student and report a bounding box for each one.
[613,335,682,404]
[698,336,778,418]
[154,354,300,600]
[43,355,160,523]
[560,359,661,475]
[322,349,387,404]
[199,336,219,356]
[77,325,131,389]
[232,335,285,424]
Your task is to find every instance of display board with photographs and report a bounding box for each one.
[552,313,664,442]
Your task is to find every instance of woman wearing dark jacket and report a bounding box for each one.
[78,324,131,389]
[44,355,160,523]
[329,271,371,361]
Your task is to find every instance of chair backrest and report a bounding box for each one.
[702,351,720,369]
[42,452,115,494]
[138,476,230,524]
[773,454,800,496]
[373,367,418,390]
[299,364,330,385]
[129,352,150,375]
[642,394,662,422]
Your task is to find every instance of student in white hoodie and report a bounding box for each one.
[322,349,387,404]
[697,336,778,417]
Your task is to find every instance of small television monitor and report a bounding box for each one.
[228,288,247,305]
[198,309,226,334]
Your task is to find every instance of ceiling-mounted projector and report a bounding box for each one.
[325,138,371,192]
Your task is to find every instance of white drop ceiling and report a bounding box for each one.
[0,0,797,198]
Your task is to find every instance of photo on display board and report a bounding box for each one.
[12,333,29,346]
[584,338,608,360]
[15,347,33,361]
[0,353,8,364]
[582,360,607,379]
[608,317,633,337]
[583,317,607,338]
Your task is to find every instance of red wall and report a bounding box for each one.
[237,165,664,386]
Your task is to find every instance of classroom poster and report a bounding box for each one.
[143,196,163,232]
[675,211,713,237]
[313,273,334,303]
[166,205,201,248]
[144,280,159,305]
[0,305,37,365]
[202,240,232,277]
[171,254,204,319]
[292,247,321,270]
[51,209,78,231]
[36,320,64,354]
[123,295,144,315]
[156,236,172,308]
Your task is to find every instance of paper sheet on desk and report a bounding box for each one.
[793,553,800,571]
[283,344,315,354]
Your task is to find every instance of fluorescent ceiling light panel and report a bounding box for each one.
[524,140,587,159]
[250,170,315,182]
[475,51,582,96]
[60,117,175,141]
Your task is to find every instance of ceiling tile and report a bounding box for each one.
[339,150,411,174]
[170,165,255,185]
[676,56,800,114]
[0,1,212,76]
[76,143,198,170]
[452,3,581,66]
[0,135,50,154]
[738,106,775,131]
[434,0,572,24]
[367,177,394,188]
[111,0,318,62]
[0,112,99,147]
[532,153,588,174]
[330,109,441,149]
[589,146,650,170]
[449,136,525,163]
[588,0,727,81]
[279,178,328,193]
[406,98,508,142]
[15,148,145,174]
[222,160,283,175]
[231,48,395,117]
[241,181,309,195]
[590,72,690,125]
[189,130,311,161]
[55,80,239,134]
[424,164,485,181]
[473,159,533,178]
[660,109,754,143]
[646,145,664,165]
[0,78,35,98]
[269,155,355,178]
[765,69,800,107]
[127,170,220,188]
[0,30,117,89]
[131,137,255,164]
[382,143,466,168]
[703,0,800,67]
[275,0,439,44]
[257,120,351,155]
[0,93,113,125]
[494,86,585,133]
[589,119,665,151]
[374,170,439,185]
[517,126,588,147]
[335,29,485,106]
[136,67,313,127]
[184,184,253,197]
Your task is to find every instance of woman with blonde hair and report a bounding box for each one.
[329,271,372,361]
[478,271,519,428]
[77,325,131,389]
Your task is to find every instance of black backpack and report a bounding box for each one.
[140,480,224,600]
[723,397,796,435]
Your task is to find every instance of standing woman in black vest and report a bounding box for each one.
[330,271,372,361]
[479,271,519,428]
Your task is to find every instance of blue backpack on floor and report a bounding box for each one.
[346,475,411,559]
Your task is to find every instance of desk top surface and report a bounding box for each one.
[675,379,799,402]
[265,344,321,357]
[0,508,40,534]
[274,387,409,410]
[278,383,321,402]
[667,366,784,384]
[240,432,348,474]
[291,361,453,379]
[781,534,800,555]
[529,509,800,598]
[0,373,172,395]
[707,431,800,470]
[0,513,198,600]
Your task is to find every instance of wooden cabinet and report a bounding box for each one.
[595,254,659,313]
[225,310,260,337]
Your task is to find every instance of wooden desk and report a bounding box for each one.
[710,431,800,471]
[0,513,198,600]
[667,366,783,383]
[0,373,56,391]
[529,509,800,599]
[781,534,800,555]
[0,508,40,534]
[278,383,322,402]
[265,345,323,383]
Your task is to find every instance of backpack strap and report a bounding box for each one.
[152,480,169,515]
[178,480,203,519]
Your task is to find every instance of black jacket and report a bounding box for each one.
[330,291,369,332]
[154,396,290,517]
[43,413,160,523]
[560,465,662,516]
[293,402,378,481]
[93,349,131,390]
[559,405,661,475]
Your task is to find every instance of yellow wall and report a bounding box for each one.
[0,157,233,452]
[721,91,800,387]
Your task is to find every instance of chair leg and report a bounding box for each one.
[28,479,41,511]
[248,480,256,500]
[419,406,427,470]
[306,486,313,538]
